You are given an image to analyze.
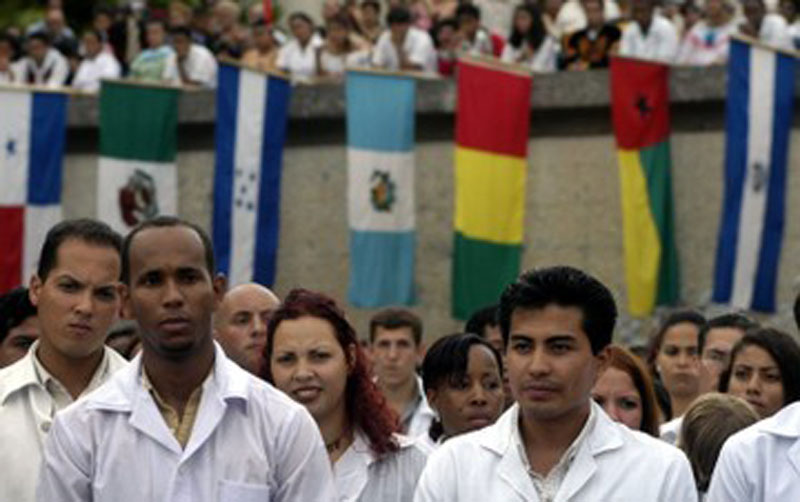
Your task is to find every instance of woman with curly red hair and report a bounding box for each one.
[263,289,429,502]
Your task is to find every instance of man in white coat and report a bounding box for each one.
[414,266,697,502]
[707,400,800,501]
[36,216,335,502]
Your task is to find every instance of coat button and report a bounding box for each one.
[40,422,51,433]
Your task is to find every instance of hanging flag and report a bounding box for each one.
[213,63,291,287]
[610,56,680,317]
[97,80,179,234]
[0,88,66,292]
[712,39,796,312]
[452,58,531,320]
[346,70,416,307]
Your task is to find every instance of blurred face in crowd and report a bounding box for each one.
[0,316,40,368]
[146,22,167,49]
[124,226,224,362]
[727,344,784,418]
[743,0,766,28]
[545,0,564,18]
[93,12,112,33]
[213,3,239,31]
[28,38,49,64]
[172,32,192,59]
[169,4,192,28]
[701,326,744,392]
[706,0,726,21]
[253,25,275,52]
[82,31,102,58]
[656,322,701,400]
[361,3,380,26]
[780,0,797,22]
[270,316,353,424]
[389,21,411,44]
[326,20,350,48]
[30,239,121,362]
[435,22,457,49]
[45,8,67,35]
[584,0,606,29]
[513,7,534,34]
[506,305,605,423]
[290,17,314,45]
[631,0,655,30]
[427,345,504,437]
[0,40,12,71]
[372,327,420,389]
[214,284,279,375]
[458,14,480,39]
[323,0,342,21]
[592,367,643,431]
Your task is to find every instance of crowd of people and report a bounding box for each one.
[1,216,800,501]
[2,0,799,91]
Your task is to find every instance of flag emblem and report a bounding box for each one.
[119,169,158,227]
[370,170,396,212]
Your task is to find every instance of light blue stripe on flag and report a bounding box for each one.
[346,71,416,307]
[28,92,66,204]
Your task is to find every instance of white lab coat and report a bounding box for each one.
[36,343,336,502]
[406,377,437,439]
[706,401,800,502]
[0,342,127,502]
[414,401,698,502]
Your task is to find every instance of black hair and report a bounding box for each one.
[386,6,412,25]
[698,313,758,353]
[288,11,315,27]
[361,0,381,13]
[422,333,503,441]
[37,219,122,282]
[430,18,458,47]
[719,327,800,408]
[498,266,617,355]
[82,28,104,42]
[369,308,423,345]
[647,309,706,370]
[455,3,481,20]
[27,31,51,45]
[0,287,37,343]
[93,5,115,18]
[508,4,546,51]
[170,25,193,39]
[121,216,215,285]
[793,291,800,332]
[464,304,498,338]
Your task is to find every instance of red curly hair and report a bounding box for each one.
[262,288,400,457]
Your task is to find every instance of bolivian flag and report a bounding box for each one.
[452,58,532,319]
[610,57,679,317]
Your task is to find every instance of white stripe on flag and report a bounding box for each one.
[348,148,415,232]
[229,70,266,286]
[731,46,775,309]
[97,157,178,234]
[23,205,62,281]
[0,91,31,206]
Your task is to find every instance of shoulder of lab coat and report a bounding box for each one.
[707,401,800,502]
[414,400,697,502]
[36,342,335,502]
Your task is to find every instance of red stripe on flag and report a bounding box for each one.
[263,0,273,22]
[610,57,671,150]
[0,207,24,294]
[455,60,532,157]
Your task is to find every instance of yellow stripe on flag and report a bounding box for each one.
[454,147,527,244]
[618,149,662,317]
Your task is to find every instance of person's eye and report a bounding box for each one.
[311,351,331,361]
[764,372,782,383]
[512,340,532,353]
[140,273,161,287]
[95,288,116,302]
[550,342,571,354]
[620,398,639,410]
[485,379,501,391]
[275,354,295,365]
[733,368,750,381]
[59,281,79,292]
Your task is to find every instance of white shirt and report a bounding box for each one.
[333,431,429,502]
[178,43,218,88]
[413,401,698,502]
[372,28,438,74]
[620,16,679,63]
[500,37,559,73]
[555,0,622,37]
[16,48,69,87]
[319,49,371,77]
[404,376,437,439]
[756,14,794,51]
[277,33,324,82]
[0,342,127,502]
[72,51,122,92]
[659,415,684,445]
[36,343,336,502]
[789,21,800,50]
[707,401,800,502]
[676,20,737,66]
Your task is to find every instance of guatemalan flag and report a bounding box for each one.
[213,63,291,287]
[712,38,797,312]
[346,70,416,307]
[0,88,66,292]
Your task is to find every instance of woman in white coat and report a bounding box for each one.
[265,289,429,502]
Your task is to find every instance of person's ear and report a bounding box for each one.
[426,387,439,411]
[347,343,358,373]
[212,273,227,309]
[29,274,42,307]
[593,346,611,384]
[116,283,128,319]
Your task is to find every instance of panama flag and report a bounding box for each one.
[213,63,291,287]
[712,38,796,312]
[0,88,66,292]
[346,70,416,307]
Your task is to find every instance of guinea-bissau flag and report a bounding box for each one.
[610,57,680,317]
[452,58,532,320]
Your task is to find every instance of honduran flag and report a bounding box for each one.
[0,88,66,292]
[346,70,416,307]
[611,56,680,317]
[452,58,532,320]
[712,38,796,312]
[213,63,291,287]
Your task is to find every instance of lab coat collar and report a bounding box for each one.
[0,341,41,405]
[758,402,800,478]
[334,431,376,501]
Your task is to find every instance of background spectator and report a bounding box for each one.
[277,12,324,82]
[780,0,800,47]
[168,0,193,29]
[500,4,559,72]
[172,26,217,88]
[317,14,371,80]
[563,0,621,69]
[72,29,121,92]
[209,0,247,57]
[129,18,179,84]
[431,18,459,75]
[619,0,680,62]
[556,0,622,39]
[17,31,69,87]
[676,0,736,65]
[26,7,77,58]
[372,6,438,74]
[0,287,39,368]
[357,0,384,43]
[0,33,20,83]
[242,20,281,72]
[455,3,495,56]
[740,0,794,49]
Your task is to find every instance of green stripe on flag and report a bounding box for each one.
[639,141,680,306]
[452,232,522,320]
[100,82,178,162]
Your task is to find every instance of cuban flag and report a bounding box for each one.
[213,63,291,287]
[0,89,66,292]
[346,70,416,307]
[712,38,796,312]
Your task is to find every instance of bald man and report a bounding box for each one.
[214,284,280,374]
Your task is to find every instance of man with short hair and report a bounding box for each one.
[214,283,280,375]
[698,313,757,394]
[740,0,794,49]
[37,216,334,502]
[414,266,697,502]
[455,4,494,56]
[171,26,217,88]
[0,219,128,502]
[619,0,679,63]
[0,287,39,368]
[370,308,435,437]
[372,6,437,74]
[129,19,179,83]
[71,29,121,92]
[17,32,69,86]
[564,0,622,69]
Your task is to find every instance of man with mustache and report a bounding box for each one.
[415,266,697,502]
[0,219,128,502]
[37,216,334,502]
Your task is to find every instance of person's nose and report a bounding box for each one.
[162,278,184,309]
